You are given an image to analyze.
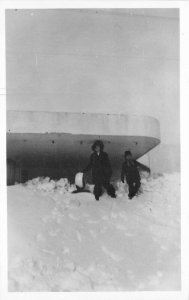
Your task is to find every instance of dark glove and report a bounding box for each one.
[146,167,151,174]
[121,178,124,183]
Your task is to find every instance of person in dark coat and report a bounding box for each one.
[83,140,116,201]
[121,150,150,199]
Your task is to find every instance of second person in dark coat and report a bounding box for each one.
[121,150,150,199]
[83,140,116,201]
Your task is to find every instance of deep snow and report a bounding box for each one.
[8,173,180,291]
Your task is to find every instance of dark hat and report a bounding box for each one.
[91,140,104,151]
[124,150,132,157]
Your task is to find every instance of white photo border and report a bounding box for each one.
[0,1,188,300]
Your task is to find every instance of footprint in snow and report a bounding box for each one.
[110,212,118,219]
[36,233,46,242]
[101,215,109,221]
[76,231,82,242]
[99,227,107,234]
[41,249,56,255]
[127,270,135,280]
[101,246,121,262]
[86,220,99,224]
[89,229,97,238]
[48,229,60,237]
[68,214,80,221]
[116,224,126,231]
[83,213,90,217]
[124,232,135,237]
[63,261,76,271]
[42,215,51,223]
[119,213,128,221]
[115,224,134,236]
[160,245,168,251]
[62,247,70,255]
[157,271,163,278]
[56,217,62,224]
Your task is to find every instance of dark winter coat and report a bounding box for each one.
[83,151,112,184]
[121,159,150,183]
[121,160,141,184]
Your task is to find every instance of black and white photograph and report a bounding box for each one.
[1,2,188,297]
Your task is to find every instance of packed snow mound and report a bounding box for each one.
[25,176,77,194]
[8,172,180,292]
[23,176,94,194]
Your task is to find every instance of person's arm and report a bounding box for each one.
[135,161,151,173]
[121,163,125,183]
[83,154,93,173]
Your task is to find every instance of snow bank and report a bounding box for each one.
[8,172,181,291]
[25,176,77,194]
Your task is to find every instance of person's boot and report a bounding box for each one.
[111,193,116,198]
[109,185,116,198]
[95,195,99,201]
[128,193,133,200]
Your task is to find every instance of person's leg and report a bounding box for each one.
[134,180,141,196]
[128,182,134,199]
[103,180,116,198]
[129,181,141,198]
[93,182,102,200]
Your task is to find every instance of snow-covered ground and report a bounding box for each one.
[8,173,180,291]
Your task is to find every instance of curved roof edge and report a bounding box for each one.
[7,110,160,141]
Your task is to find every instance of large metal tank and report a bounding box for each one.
[7,110,160,183]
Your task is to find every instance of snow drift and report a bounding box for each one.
[8,172,180,291]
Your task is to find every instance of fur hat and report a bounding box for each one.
[91,140,104,151]
[124,150,132,157]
